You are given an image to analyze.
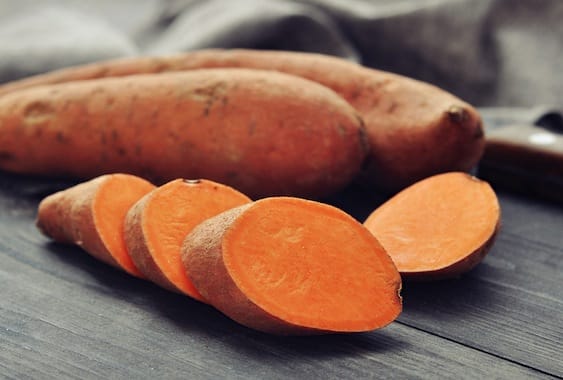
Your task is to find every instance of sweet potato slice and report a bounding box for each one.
[124,179,251,301]
[363,172,500,279]
[182,197,402,335]
[36,173,155,276]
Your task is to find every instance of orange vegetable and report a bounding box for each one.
[363,172,501,279]
[182,197,402,335]
[0,68,367,199]
[124,178,251,301]
[36,173,155,276]
[0,49,484,193]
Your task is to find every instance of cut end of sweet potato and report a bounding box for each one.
[364,172,500,279]
[125,178,251,301]
[36,173,155,277]
[92,174,155,277]
[183,197,402,335]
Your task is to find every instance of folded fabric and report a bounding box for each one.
[0,0,561,108]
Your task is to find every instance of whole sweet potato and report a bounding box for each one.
[0,49,484,193]
[0,68,368,199]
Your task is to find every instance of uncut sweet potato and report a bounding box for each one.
[0,68,368,199]
[0,49,484,193]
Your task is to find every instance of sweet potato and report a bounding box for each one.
[0,49,484,193]
[363,172,500,279]
[36,173,155,276]
[182,197,402,335]
[0,68,368,199]
[124,178,251,301]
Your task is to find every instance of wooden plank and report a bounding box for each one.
[330,186,563,377]
[390,191,563,377]
[0,237,549,379]
[0,173,560,378]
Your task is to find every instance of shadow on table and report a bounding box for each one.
[398,264,499,322]
[146,280,407,361]
[44,240,406,361]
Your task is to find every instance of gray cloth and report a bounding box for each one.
[0,0,561,109]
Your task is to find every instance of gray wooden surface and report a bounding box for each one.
[0,172,561,380]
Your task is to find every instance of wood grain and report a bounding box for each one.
[0,173,561,379]
[396,191,563,377]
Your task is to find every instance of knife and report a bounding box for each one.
[478,110,563,203]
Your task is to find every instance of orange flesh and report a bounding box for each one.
[363,172,500,273]
[93,175,155,277]
[223,198,401,332]
[144,179,250,300]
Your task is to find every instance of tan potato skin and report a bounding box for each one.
[36,175,121,268]
[123,194,178,292]
[182,199,402,335]
[123,178,251,300]
[0,68,368,199]
[401,225,500,281]
[181,204,315,335]
[0,49,484,193]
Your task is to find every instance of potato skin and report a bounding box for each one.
[0,68,368,199]
[401,225,500,281]
[123,194,178,291]
[182,198,403,335]
[36,175,121,268]
[364,172,500,280]
[182,50,485,192]
[0,49,484,193]
[181,204,314,335]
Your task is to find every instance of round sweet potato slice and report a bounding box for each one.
[182,197,402,335]
[364,172,501,279]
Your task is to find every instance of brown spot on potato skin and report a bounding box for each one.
[56,131,67,143]
[248,121,257,136]
[447,105,469,124]
[150,59,172,73]
[94,66,110,77]
[0,151,14,161]
[386,101,398,113]
[23,101,54,125]
[188,82,228,117]
[447,105,484,139]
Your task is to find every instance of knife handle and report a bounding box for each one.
[478,124,563,203]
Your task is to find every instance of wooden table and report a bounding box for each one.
[1,172,561,379]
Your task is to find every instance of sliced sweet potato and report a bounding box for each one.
[363,172,501,279]
[36,173,155,276]
[182,197,402,335]
[124,179,251,301]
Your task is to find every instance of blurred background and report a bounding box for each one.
[0,0,561,110]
